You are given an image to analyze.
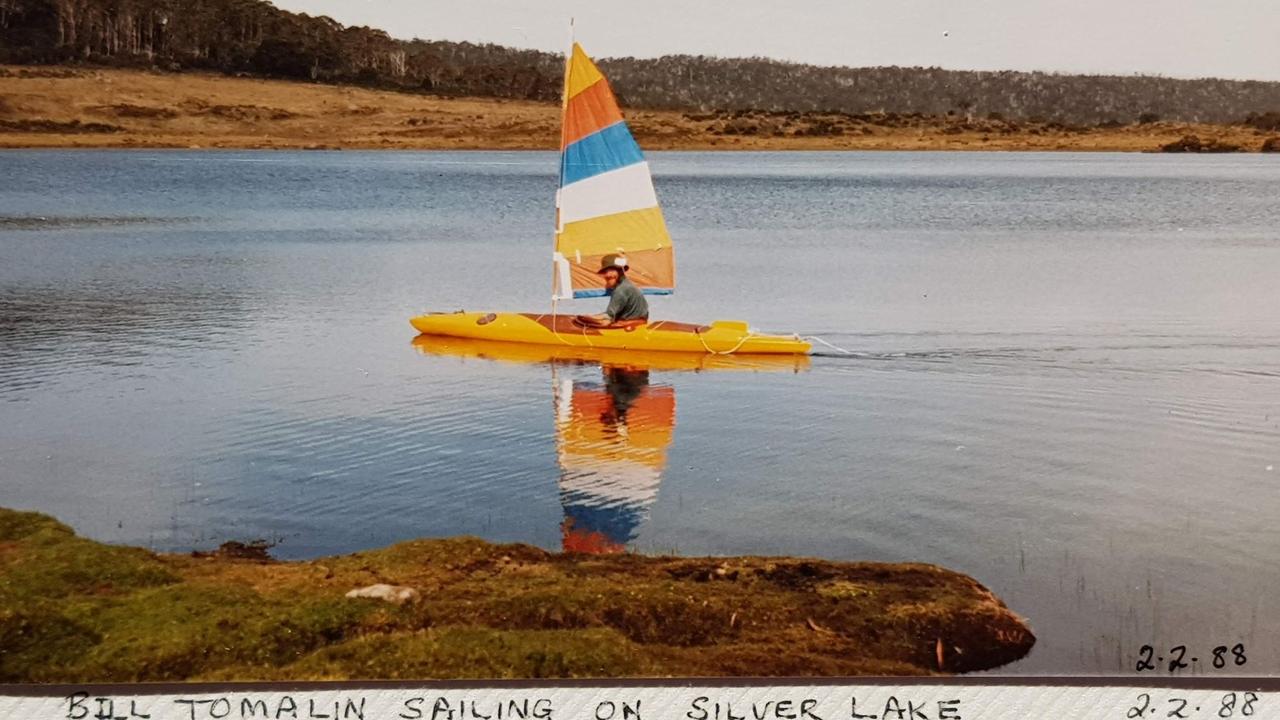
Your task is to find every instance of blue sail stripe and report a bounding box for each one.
[562,122,645,186]
[573,288,673,299]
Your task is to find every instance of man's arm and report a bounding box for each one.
[574,313,612,327]
[604,290,625,321]
[575,288,626,327]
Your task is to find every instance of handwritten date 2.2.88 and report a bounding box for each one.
[1127,692,1258,719]
[1135,644,1247,673]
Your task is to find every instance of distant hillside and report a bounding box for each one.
[3,0,1280,124]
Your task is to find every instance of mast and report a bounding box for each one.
[552,18,575,306]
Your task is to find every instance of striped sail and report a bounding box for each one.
[553,43,674,300]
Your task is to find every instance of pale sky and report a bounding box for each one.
[274,0,1280,82]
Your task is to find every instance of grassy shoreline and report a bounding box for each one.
[0,506,1035,681]
[2,66,1276,152]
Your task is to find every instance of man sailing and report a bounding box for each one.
[575,254,649,328]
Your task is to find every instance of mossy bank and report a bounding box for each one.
[0,507,1034,681]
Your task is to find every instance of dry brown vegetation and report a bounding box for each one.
[0,506,1034,681]
[1,67,1275,152]
[7,0,1280,126]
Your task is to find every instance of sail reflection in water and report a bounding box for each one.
[413,337,809,554]
[556,365,673,554]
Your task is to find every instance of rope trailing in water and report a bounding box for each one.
[801,335,858,356]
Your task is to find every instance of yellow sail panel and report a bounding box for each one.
[557,206,670,257]
[555,207,673,297]
[565,43,606,100]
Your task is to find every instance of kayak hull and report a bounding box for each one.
[410,312,811,355]
[413,335,811,372]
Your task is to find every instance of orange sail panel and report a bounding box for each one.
[553,43,674,300]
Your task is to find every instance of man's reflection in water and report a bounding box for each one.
[598,366,648,429]
[559,365,674,554]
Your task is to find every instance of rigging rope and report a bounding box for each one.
[548,299,585,347]
[697,330,858,357]
[696,329,756,356]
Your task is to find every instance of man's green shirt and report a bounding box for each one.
[606,277,649,321]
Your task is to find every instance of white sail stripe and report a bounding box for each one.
[558,162,660,225]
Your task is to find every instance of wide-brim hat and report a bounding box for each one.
[596,253,629,274]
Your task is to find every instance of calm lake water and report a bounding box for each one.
[2,150,1278,675]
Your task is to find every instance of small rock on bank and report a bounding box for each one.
[345,583,420,604]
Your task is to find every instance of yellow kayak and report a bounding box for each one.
[413,335,811,372]
[410,312,811,355]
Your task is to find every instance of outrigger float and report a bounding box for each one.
[411,39,812,357]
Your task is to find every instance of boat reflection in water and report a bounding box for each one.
[412,336,809,554]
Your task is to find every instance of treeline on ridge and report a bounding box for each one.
[2,0,1279,125]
